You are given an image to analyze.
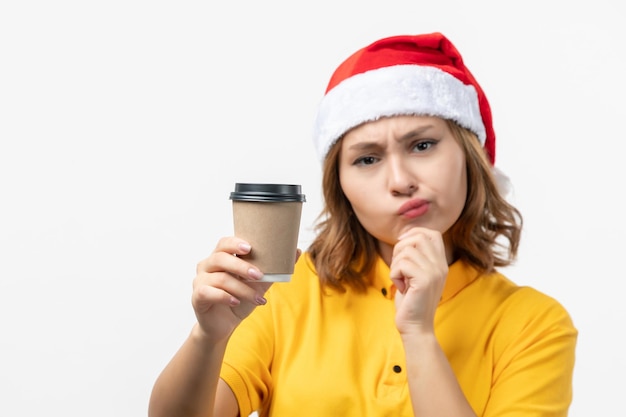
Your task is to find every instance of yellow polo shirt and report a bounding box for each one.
[221,253,577,417]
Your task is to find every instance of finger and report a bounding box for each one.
[393,229,444,262]
[391,275,408,294]
[215,235,253,254]
[197,251,264,282]
[389,246,421,285]
[391,242,447,284]
[196,236,252,271]
[390,242,446,292]
[193,271,267,308]
[392,236,433,270]
[396,227,441,248]
[193,281,241,310]
[206,251,265,280]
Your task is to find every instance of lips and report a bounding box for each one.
[397,199,429,219]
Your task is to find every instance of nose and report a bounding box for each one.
[387,155,416,196]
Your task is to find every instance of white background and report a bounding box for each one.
[1,1,624,416]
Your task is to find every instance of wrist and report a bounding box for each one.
[190,323,230,350]
[399,327,438,347]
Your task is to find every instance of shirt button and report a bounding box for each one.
[381,288,388,296]
[393,365,402,373]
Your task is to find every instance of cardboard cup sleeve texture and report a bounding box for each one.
[230,183,306,282]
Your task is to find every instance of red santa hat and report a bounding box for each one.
[313,32,497,166]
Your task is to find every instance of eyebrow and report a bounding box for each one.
[346,124,436,151]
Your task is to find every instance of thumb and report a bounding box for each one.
[391,275,407,294]
[393,287,405,311]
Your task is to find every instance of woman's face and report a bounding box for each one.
[339,115,467,261]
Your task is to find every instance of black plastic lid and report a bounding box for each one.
[229,183,306,202]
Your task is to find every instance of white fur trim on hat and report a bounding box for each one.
[313,65,486,162]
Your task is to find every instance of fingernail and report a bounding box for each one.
[255,295,267,305]
[248,268,263,280]
[229,296,241,306]
[239,243,251,252]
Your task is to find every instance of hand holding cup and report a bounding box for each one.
[190,183,306,342]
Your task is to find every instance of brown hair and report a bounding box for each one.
[307,120,522,292]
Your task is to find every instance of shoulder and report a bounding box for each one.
[444,266,576,338]
[473,270,578,348]
[491,272,573,324]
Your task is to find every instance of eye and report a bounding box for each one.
[353,155,379,166]
[412,139,438,153]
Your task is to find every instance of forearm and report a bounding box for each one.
[402,332,477,417]
[148,323,229,417]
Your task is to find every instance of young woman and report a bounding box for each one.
[149,32,577,417]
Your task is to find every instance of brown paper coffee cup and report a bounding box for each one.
[230,183,305,282]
